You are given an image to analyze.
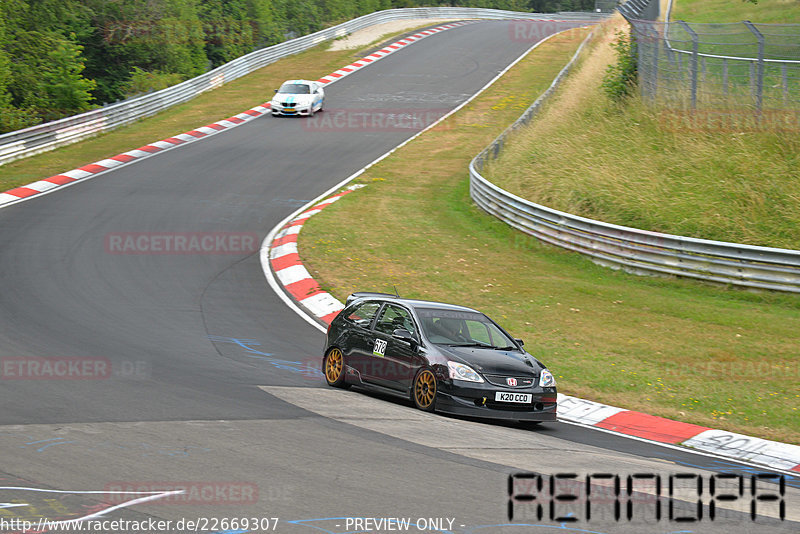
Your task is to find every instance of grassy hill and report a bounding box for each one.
[670,0,800,23]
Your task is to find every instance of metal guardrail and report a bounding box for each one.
[470,30,800,293]
[0,7,603,166]
[618,0,658,21]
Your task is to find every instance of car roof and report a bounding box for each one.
[281,79,314,86]
[346,292,480,314]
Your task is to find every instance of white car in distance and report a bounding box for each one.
[270,79,325,117]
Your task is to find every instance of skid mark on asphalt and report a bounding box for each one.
[0,429,211,458]
[208,335,323,378]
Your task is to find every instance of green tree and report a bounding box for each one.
[6,31,96,119]
[0,0,97,125]
[199,0,282,68]
[0,2,41,132]
[274,0,323,38]
[80,0,207,102]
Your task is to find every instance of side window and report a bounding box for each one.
[466,321,492,344]
[346,301,381,328]
[374,305,416,336]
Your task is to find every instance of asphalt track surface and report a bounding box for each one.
[0,20,797,534]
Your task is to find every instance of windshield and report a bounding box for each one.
[417,308,516,348]
[278,83,310,94]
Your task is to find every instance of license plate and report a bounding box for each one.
[495,392,532,403]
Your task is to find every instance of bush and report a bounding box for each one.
[122,67,184,98]
[602,29,637,100]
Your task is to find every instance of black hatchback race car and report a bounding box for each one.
[322,292,557,422]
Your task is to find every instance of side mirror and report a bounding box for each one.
[392,328,415,343]
[515,338,525,347]
[274,89,278,93]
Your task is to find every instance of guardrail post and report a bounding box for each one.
[743,21,764,113]
[677,21,698,109]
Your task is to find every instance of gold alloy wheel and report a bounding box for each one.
[414,369,437,411]
[325,348,344,385]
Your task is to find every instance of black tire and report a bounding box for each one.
[412,368,437,412]
[323,348,349,388]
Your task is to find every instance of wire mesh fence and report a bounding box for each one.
[628,18,800,128]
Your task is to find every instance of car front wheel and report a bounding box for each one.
[412,368,437,412]
[324,348,348,388]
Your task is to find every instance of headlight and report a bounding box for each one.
[539,369,556,387]
[447,361,484,383]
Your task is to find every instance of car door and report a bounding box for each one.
[312,83,323,109]
[339,300,382,380]
[368,304,421,392]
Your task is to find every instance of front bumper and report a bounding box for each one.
[436,380,557,422]
[271,105,312,116]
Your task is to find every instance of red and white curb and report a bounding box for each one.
[268,185,365,324]
[0,21,471,208]
[558,395,800,473]
[0,110,270,206]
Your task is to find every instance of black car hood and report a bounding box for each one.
[437,345,542,375]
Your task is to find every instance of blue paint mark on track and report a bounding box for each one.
[208,336,323,378]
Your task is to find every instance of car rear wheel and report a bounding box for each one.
[324,348,348,388]
[412,369,437,412]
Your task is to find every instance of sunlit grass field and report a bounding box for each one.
[670,0,800,23]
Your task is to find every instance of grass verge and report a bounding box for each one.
[483,25,800,250]
[0,22,441,192]
[299,21,800,444]
[670,0,800,24]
